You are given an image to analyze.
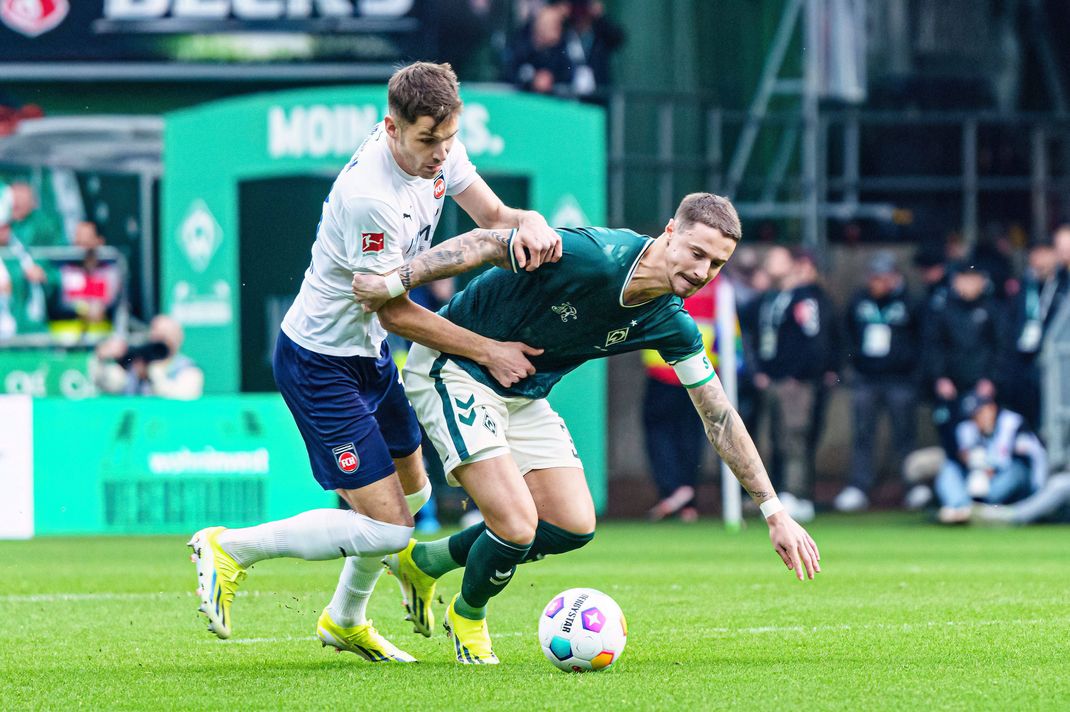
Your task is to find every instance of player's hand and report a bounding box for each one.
[352,272,392,312]
[482,340,543,388]
[514,212,562,271]
[767,511,821,581]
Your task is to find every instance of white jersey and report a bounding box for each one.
[281,121,478,357]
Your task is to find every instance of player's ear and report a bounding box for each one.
[665,218,675,240]
[384,115,399,138]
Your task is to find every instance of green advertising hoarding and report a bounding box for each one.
[161,86,608,510]
[33,395,335,535]
[0,349,95,399]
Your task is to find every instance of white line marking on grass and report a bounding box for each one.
[0,592,191,603]
[696,618,1068,636]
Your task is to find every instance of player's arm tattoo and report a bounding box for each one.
[397,229,512,290]
[687,379,776,504]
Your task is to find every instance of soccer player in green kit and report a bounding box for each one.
[351,193,820,664]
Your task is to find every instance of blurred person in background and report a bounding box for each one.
[0,181,49,336]
[997,240,1067,428]
[47,220,123,345]
[836,251,920,513]
[503,0,571,94]
[1054,224,1070,287]
[921,262,1003,457]
[935,390,1047,524]
[752,246,839,522]
[726,246,767,434]
[93,314,203,399]
[7,181,64,247]
[560,0,625,98]
[974,471,1070,525]
[641,275,732,523]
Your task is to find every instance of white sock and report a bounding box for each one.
[324,480,432,628]
[326,556,382,627]
[216,508,412,568]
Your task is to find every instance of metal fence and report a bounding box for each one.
[607,92,1070,252]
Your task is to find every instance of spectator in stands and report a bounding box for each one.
[935,390,1047,524]
[921,261,1003,456]
[7,181,63,247]
[0,181,48,335]
[835,251,920,512]
[641,276,729,523]
[93,315,203,399]
[752,247,838,522]
[560,0,625,97]
[503,1,572,94]
[47,220,124,345]
[1054,223,1070,286]
[727,246,767,434]
[998,241,1067,428]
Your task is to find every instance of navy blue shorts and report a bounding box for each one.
[273,330,422,491]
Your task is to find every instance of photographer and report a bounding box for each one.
[93,314,203,400]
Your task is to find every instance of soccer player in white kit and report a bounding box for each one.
[187,62,562,661]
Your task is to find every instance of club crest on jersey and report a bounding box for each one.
[433,172,446,200]
[332,443,360,474]
[361,232,385,253]
[1,0,68,37]
[551,302,578,322]
[605,327,630,347]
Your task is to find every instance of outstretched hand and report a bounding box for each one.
[767,511,821,581]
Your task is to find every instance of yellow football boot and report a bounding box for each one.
[443,593,499,665]
[187,526,247,639]
[382,539,437,637]
[316,610,416,662]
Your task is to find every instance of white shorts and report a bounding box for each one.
[403,345,584,485]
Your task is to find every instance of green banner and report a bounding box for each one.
[33,395,335,535]
[0,349,95,399]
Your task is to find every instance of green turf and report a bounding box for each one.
[2,514,1067,710]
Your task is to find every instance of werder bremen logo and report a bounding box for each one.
[179,199,222,273]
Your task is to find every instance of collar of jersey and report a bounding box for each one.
[619,237,657,308]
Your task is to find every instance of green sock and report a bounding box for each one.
[522,521,595,562]
[410,522,486,578]
[411,538,456,578]
[439,520,595,570]
[456,529,531,620]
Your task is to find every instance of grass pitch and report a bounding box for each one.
[2,514,1067,711]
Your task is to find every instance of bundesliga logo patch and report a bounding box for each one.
[361,232,384,253]
[433,174,445,199]
[332,443,359,474]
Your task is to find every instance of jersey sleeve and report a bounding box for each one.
[659,310,714,388]
[445,140,478,197]
[342,196,406,274]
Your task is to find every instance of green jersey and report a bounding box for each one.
[438,227,712,399]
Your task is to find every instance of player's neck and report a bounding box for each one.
[622,234,672,305]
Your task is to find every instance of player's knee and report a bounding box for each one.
[493,512,537,546]
[348,513,414,558]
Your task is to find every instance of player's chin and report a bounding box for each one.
[674,277,702,297]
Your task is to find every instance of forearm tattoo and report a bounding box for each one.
[688,381,775,504]
[397,229,511,290]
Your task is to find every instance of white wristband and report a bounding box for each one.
[384,271,406,298]
[759,497,784,519]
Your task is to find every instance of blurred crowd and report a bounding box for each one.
[642,226,1070,527]
[0,177,201,399]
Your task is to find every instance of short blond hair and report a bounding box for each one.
[674,193,742,241]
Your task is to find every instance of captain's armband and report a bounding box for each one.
[671,351,716,389]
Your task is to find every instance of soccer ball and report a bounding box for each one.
[538,588,627,672]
